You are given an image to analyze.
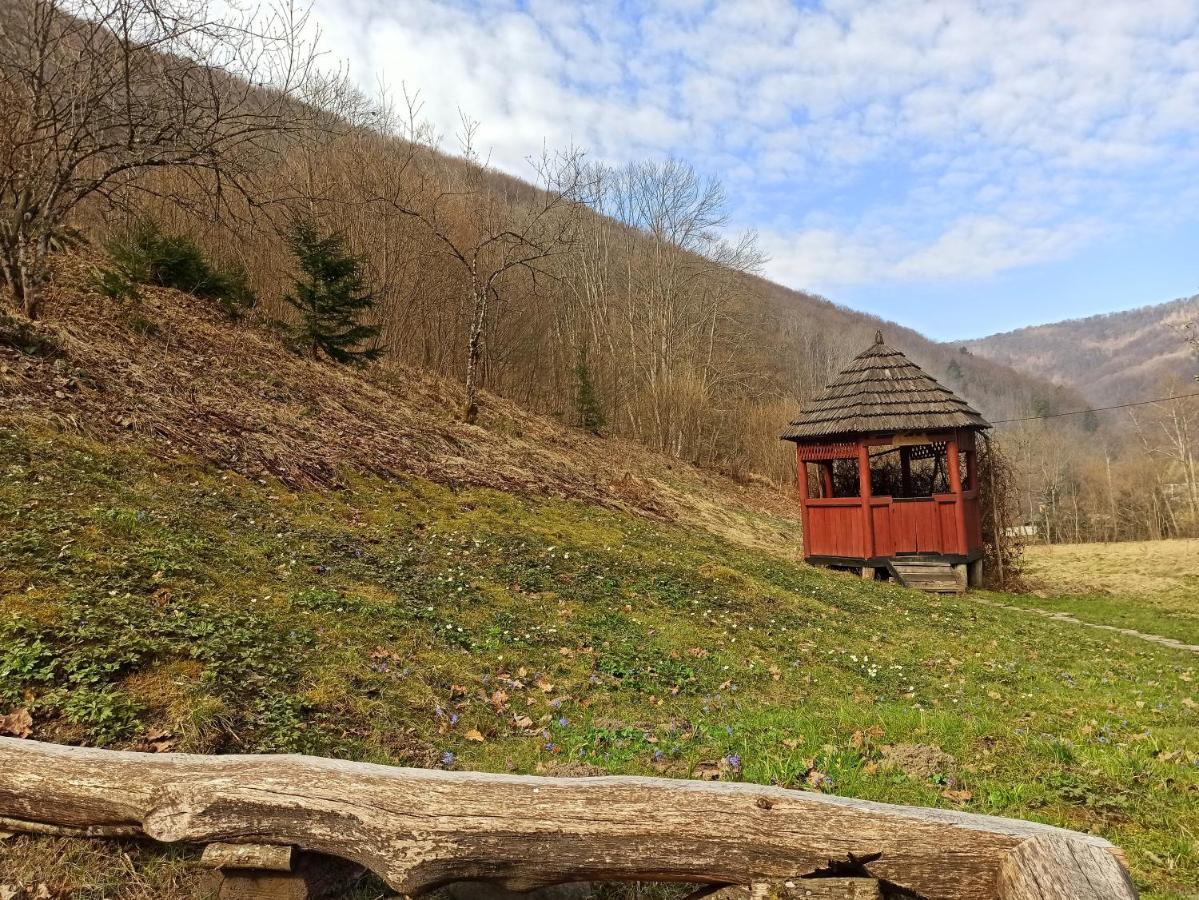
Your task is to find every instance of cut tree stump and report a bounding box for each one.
[0,737,1136,900]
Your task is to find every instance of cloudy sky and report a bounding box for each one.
[311,0,1199,340]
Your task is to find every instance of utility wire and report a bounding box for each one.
[990,389,1199,425]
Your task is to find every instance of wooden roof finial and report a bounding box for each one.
[874,330,884,345]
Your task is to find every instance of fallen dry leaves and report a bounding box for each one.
[0,708,32,739]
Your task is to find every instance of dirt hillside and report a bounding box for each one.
[0,253,802,556]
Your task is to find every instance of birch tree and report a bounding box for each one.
[371,117,589,424]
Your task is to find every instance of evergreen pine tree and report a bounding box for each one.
[284,220,383,364]
[573,350,605,434]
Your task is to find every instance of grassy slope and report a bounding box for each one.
[1,427,1197,898]
[1006,541,1199,645]
[1,263,1197,897]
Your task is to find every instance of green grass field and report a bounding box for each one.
[2,426,1197,898]
[1004,540,1199,645]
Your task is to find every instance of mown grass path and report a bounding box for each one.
[1019,540,1199,646]
[976,597,1199,655]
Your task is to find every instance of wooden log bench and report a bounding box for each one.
[0,737,1137,899]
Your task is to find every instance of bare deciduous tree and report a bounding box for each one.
[1184,319,1198,378]
[0,0,320,317]
[559,158,765,459]
[371,115,590,423]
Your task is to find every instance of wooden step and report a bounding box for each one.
[887,559,964,593]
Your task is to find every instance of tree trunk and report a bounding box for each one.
[16,230,47,320]
[463,279,488,424]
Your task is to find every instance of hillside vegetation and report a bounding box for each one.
[1,265,1197,899]
[968,296,1199,405]
[0,253,798,551]
[0,0,1085,482]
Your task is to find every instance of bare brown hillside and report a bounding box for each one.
[0,253,803,557]
[966,296,1199,404]
[752,278,1087,423]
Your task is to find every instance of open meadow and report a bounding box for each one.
[1013,540,1199,646]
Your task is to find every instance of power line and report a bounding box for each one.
[990,389,1199,425]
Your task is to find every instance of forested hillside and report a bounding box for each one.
[118,131,1082,486]
[964,298,1199,544]
[1,0,1095,492]
[968,296,1199,404]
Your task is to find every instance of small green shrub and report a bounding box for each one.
[61,686,143,742]
[88,267,139,301]
[103,218,256,319]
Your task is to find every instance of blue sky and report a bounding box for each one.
[311,0,1199,340]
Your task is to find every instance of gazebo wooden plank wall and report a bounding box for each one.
[783,332,990,589]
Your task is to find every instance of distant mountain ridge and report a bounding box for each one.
[965,295,1199,405]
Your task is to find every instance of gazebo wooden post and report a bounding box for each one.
[796,447,811,560]
[964,432,983,587]
[946,431,969,588]
[856,438,874,577]
[820,462,834,498]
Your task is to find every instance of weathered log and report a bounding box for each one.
[201,842,294,872]
[0,737,1134,900]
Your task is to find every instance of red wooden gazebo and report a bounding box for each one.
[782,332,991,591]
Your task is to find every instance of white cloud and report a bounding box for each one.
[310,0,1199,292]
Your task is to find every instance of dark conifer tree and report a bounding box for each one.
[573,349,605,434]
[284,220,382,364]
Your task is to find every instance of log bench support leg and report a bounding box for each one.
[709,878,883,900]
[200,843,366,900]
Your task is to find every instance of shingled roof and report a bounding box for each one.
[782,331,990,441]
